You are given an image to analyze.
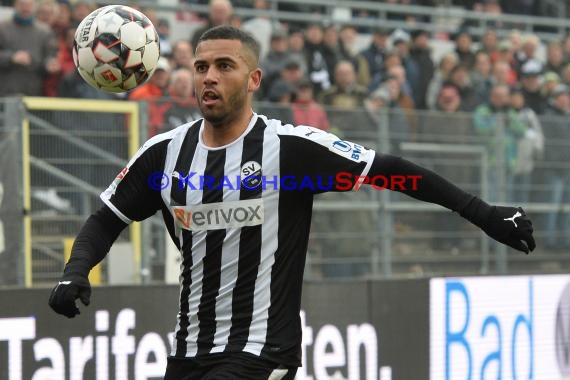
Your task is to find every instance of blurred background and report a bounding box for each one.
[2,0,570,285]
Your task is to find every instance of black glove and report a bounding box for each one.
[481,206,536,254]
[49,274,91,318]
[460,197,536,254]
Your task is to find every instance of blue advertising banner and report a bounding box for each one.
[430,275,570,380]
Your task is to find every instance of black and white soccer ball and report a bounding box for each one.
[73,5,160,93]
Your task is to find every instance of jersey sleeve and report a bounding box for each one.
[277,124,375,192]
[100,135,170,223]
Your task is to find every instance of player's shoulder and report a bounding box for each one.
[257,113,331,141]
[256,114,373,163]
[136,119,201,159]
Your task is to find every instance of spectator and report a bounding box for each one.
[265,58,305,102]
[71,1,92,24]
[509,30,523,53]
[190,0,233,49]
[426,83,472,160]
[291,79,330,132]
[496,40,518,79]
[561,63,570,87]
[472,51,493,104]
[473,84,527,201]
[378,76,416,153]
[159,68,201,135]
[514,33,540,75]
[358,27,390,91]
[320,60,369,108]
[169,40,194,71]
[480,29,499,63]
[257,80,295,124]
[545,40,565,76]
[542,84,570,248]
[229,13,242,28]
[260,28,291,97]
[453,28,475,69]
[157,18,173,58]
[338,24,370,88]
[128,58,172,134]
[0,0,60,97]
[520,59,547,114]
[338,24,358,62]
[322,24,342,82]
[386,64,414,99]
[44,23,76,96]
[480,0,505,28]
[408,28,434,110]
[542,71,561,98]
[320,61,370,139]
[287,27,308,76]
[426,52,458,109]
[368,50,401,91]
[391,30,421,103]
[364,85,390,132]
[241,0,274,59]
[509,86,544,204]
[304,22,332,95]
[433,83,463,114]
[449,64,479,111]
[51,0,71,39]
[36,0,57,28]
[492,59,517,86]
[562,34,570,64]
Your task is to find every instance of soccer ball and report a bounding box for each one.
[73,5,160,93]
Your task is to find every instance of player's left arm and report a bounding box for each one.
[368,153,536,254]
[277,124,534,253]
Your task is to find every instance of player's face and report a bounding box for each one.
[194,39,261,127]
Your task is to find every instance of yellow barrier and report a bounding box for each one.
[22,97,142,286]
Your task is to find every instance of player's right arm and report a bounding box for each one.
[49,133,172,318]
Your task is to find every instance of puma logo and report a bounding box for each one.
[504,211,522,227]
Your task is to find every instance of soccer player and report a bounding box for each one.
[49,26,535,379]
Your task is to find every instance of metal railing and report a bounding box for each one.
[101,0,570,41]
[1,96,569,286]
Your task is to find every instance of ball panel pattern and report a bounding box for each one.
[72,5,160,93]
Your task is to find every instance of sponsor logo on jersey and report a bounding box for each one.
[240,161,262,189]
[173,198,264,231]
[329,140,365,162]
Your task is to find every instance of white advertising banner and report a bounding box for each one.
[430,275,570,380]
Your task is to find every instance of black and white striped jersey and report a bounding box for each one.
[101,113,375,366]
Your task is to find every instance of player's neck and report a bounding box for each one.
[202,110,254,148]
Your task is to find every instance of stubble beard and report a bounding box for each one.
[201,88,248,128]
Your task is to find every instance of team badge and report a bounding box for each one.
[241,161,262,189]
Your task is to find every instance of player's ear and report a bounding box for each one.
[248,68,262,92]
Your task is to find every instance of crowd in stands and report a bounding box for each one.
[2,0,570,247]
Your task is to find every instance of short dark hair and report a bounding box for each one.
[197,26,261,64]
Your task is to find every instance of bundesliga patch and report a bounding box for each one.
[328,140,366,162]
[110,166,129,190]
